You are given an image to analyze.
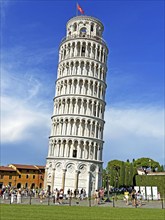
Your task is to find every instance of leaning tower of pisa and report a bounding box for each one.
[44,15,108,196]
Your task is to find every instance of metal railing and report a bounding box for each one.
[60,34,107,46]
[0,195,164,209]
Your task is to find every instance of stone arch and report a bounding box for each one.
[65,162,75,173]
[90,164,96,173]
[77,98,81,114]
[78,163,87,174]
[91,22,94,32]
[73,22,77,31]
[76,42,81,56]
[55,162,62,172]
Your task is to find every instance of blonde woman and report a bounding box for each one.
[17,189,21,204]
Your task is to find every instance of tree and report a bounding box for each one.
[107,160,122,170]
[106,160,121,187]
[124,165,129,187]
[109,167,114,187]
[134,157,161,171]
[157,165,164,172]
[128,163,133,186]
[105,157,161,189]
[102,169,107,188]
[119,161,125,187]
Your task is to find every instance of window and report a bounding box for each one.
[82,47,85,53]
[26,175,29,179]
[0,175,4,179]
[9,175,12,179]
[82,47,85,56]
[25,183,28,188]
[31,183,35,189]
[80,28,86,33]
[17,183,21,188]
[73,23,77,31]
[0,182,3,189]
[80,27,87,37]
[8,182,11,186]
[73,150,77,158]
[91,24,94,32]
[19,175,21,178]
[33,175,35,179]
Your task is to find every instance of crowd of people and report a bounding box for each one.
[123,190,144,206]
[0,185,88,204]
[0,185,50,204]
[0,185,160,207]
[93,188,105,205]
[51,188,87,204]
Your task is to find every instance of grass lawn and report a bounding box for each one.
[0,204,164,220]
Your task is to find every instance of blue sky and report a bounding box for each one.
[1,0,164,168]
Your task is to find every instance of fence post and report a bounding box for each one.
[89,196,91,207]
[29,194,31,205]
[113,197,115,207]
[135,202,137,208]
[161,198,164,209]
[48,195,50,205]
[69,196,71,206]
[53,196,55,204]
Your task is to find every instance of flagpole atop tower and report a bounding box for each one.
[77,3,85,15]
[76,3,78,16]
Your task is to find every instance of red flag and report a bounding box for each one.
[77,4,84,14]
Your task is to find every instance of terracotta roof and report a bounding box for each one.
[35,165,45,170]
[0,166,16,172]
[9,164,39,170]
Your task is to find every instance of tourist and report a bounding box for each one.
[11,191,15,204]
[39,189,44,203]
[80,188,84,200]
[136,190,142,206]
[157,192,161,200]
[94,189,99,205]
[131,190,136,206]
[99,188,104,202]
[59,189,64,204]
[17,189,22,204]
[55,188,59,204]
[124,190,129,205]
[67,188,70,199]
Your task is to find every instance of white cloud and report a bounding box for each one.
[1,46,54,145]
[1,96,50,143]
[103,106,164,166]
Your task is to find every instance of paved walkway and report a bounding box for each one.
[0,197,164,209]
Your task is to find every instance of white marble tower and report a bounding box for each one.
[44,15,108,196]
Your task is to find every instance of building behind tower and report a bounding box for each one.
[44,15,108,196]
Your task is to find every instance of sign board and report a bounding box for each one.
[134,186,139,193]
[146,186,152,200]
[152,186,158,200]
[140,186,146,200]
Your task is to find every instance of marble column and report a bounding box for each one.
[44,167,49,190]
[51,168,55,193]
[74,170,79,190]
[95,166,99,190]
[62,169,66,190]
[87,171,91,197]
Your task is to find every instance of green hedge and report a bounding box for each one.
[135,175,165,198]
